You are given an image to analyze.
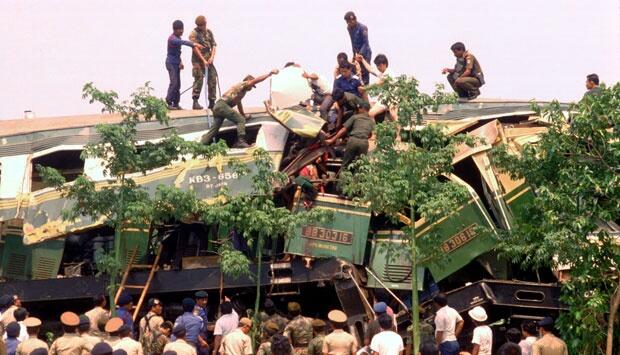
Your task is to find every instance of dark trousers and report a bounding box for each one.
[317,94,334,120]
[360,52,372,85]
[343,137,369,167]
[447,75,481,98]
[192,63,217,105]
[200,100,246,144]
[166,62,181,106]
[438,340,460,355]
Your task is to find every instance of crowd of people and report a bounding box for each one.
[0,290,571,355]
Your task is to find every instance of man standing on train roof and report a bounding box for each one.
[189,15,218,111]
[344,11,372,85]
[200,69,279,148]
[442,42,485,101]
[166,20,204,110]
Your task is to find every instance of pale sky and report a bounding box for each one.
[1,0,619,120]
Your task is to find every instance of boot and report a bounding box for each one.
[208,100,215,110]
[233,136,251,148]
[467,89,481,100]
[192,99,203,110]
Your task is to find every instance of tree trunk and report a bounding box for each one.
[605,280,620,355]
[410,202,420,354]
[253,233,264,348]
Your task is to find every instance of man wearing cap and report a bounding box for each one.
[212,301,239,355]
[164,326,196,355]
[50,312,89,355]
[344,11,371,85]
[166,20,204,110]
[174,298,206,351]
[16,317,48,355]
[193,291,210,346]
[322,310,357,355]
[200,69,279,148]
[432,294,463,355]
[532,317,567,355]
[306,319,326,355]
[189,16,218,111]
[219,318,252,355]
[105,318,125,347]
[116,294,134,336]
[86,295,109,335]
[139,298,164,352]
[283,302,313,353]
[78,314,103,352]
[257,321,280,355]
[467,306,491,355]
[113,324,143,355]
[260,299,288,334]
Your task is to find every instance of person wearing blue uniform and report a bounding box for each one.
[333,62,363,98]
[116,294,134,338]
[166,20,204,110]
[344,11,371,85]
[193,291,210,355]
[174,298,206,350]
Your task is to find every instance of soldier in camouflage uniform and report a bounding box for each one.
[260,299,288,334]
[257,321,280,355]
[200,69,279,148]
[283,302,313,355]
[306,319,326,355]
[189,15,218,111]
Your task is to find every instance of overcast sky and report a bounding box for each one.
[1,0,619,120]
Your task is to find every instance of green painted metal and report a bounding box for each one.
[1,235,64,280]
[285,195,371,264]
[117,229,149,268]
[503,184,534,224]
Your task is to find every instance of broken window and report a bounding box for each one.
[31,150,84,191]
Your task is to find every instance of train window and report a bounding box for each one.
[31,150,84,191]
[210,125,260,147]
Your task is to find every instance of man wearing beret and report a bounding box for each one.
[283,302,313,354]
[306,319,326,355]
[105,318,125,348]
[16,317,48,355]
[116,294,135,338]
[257,321,280,355]
[189,16,218,111]
[219,318,253,355]
[364,302,387,347]
[164,326,197,355]
[113,324,143,355]
[139,298,164,353]
[174,298,207,351]
[532,317,567,355]
[193,291,210,352]
[322,310,357,355]
[49,312,89,355]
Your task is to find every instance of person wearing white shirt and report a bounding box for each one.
[212,301,239,355]
[468,306,492,355]
[355,54,398,123]
[433,293,463,355]
[369,314,403,355]
[519,321,538,355]
[4,308,28,342]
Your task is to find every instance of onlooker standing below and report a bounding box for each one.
[116,294,134,337]
[49,312,88,355]
[0,295,21,331]
[219,318,253,355]
[433,293,463,355]
[212,301,239,355]
[166,20,203,110]
[283,302,313,352]
[519,321,537,355]
[468,307,492,355]
[531,317,567,355]
[139,298,165,353]
[79,315,103,352]
[369,314,403,355]
[174,298,205,350]
[496,328,521,355]
[322,310,357,355]
[189,16,218,111]
[113,325,143,355]
[3,308,27,342]
[270,334,293,355]
[306,319,326,355]
[86,295,109,335]
[344,11,371,85]
[164,326,197,355]
[16,317,48,355]
[5,323,20,355]
[418,341,439,355]
[364,302,389,347]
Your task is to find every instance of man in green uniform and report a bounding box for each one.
[260,299,288,333]
[583,73,602,98]
[190,15,218,111]
[331,88,367,130]
[283,302,313,355]
[306,319,326,355]
[442,42,484,100]
[200,69,279,148]
[325,101,374,168]
[257,321,280,355]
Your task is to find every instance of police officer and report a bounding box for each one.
[322,310,357,355]
[306,319,326,355]
[164,325,197,355]
[49,312,89,355]
[189,15,218,111]
[260,299,288,334]
[193,291,209,355]
[442,42,484,100]
[325,101,375,168]
[283,302,313,354]
[174,298,206,351]
[113,324,143,355]
[16,317,48,355]
[330,88,367,130]
[116,293,134,334]
[200,69,279,148]
[78,314,103,352]
[139,298,164,348]
[257,321,280,355]
[105,317,125,347]
[344,11,372,85]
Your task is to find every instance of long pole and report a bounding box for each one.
[252,233,263,349]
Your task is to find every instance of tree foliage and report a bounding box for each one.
[493,83,620,355]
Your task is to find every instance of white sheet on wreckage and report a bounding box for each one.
[270,66,312,109]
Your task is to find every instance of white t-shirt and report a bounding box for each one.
[471,325,493,355]
[519,336,537,355]
[370,330,404,355]
[307,75,332,96]
[434,306,463,342]
[214,309,239,336]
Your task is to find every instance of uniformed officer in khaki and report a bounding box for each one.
[283,302,313,354]
[322,310,357,355]
[78,314,102,352]
[49,312,89,355]
[163,325,197,355]
[16,317,48,355]
[442,42,484,100]
[325,101,375,168]
[104,317,124,348]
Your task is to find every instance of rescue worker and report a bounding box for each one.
[442,42,484,100]
[164,326,196,355]
[325,101,374,168]
[105,318,125,348]
[189,16,218,111]
[260,299,288,333]
[334,53,362,80]
[86,295,109,335]
[16,317,48,355]
[322,310,357,355]
[192,291,209,355]
[306,319,326,355]
[283,302,312,354]
[344,11,372,85]
[532,317,568,355]
[174,298,206,351]
[583,73,602,98]
[257,321,280,355]
[116,294,134,336]
[333,62,364,98]
[219,318,253,355]
[139,298,164,353]
[113,325,143,355]
[49,312,89,355]
[166,20,204,110]
[200,69,279,147]
[330,88,367,129]
[78,314,103,352]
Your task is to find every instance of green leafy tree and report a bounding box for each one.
[340,76,469,352]
[493,84,620,354]
[39,82,226,311]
